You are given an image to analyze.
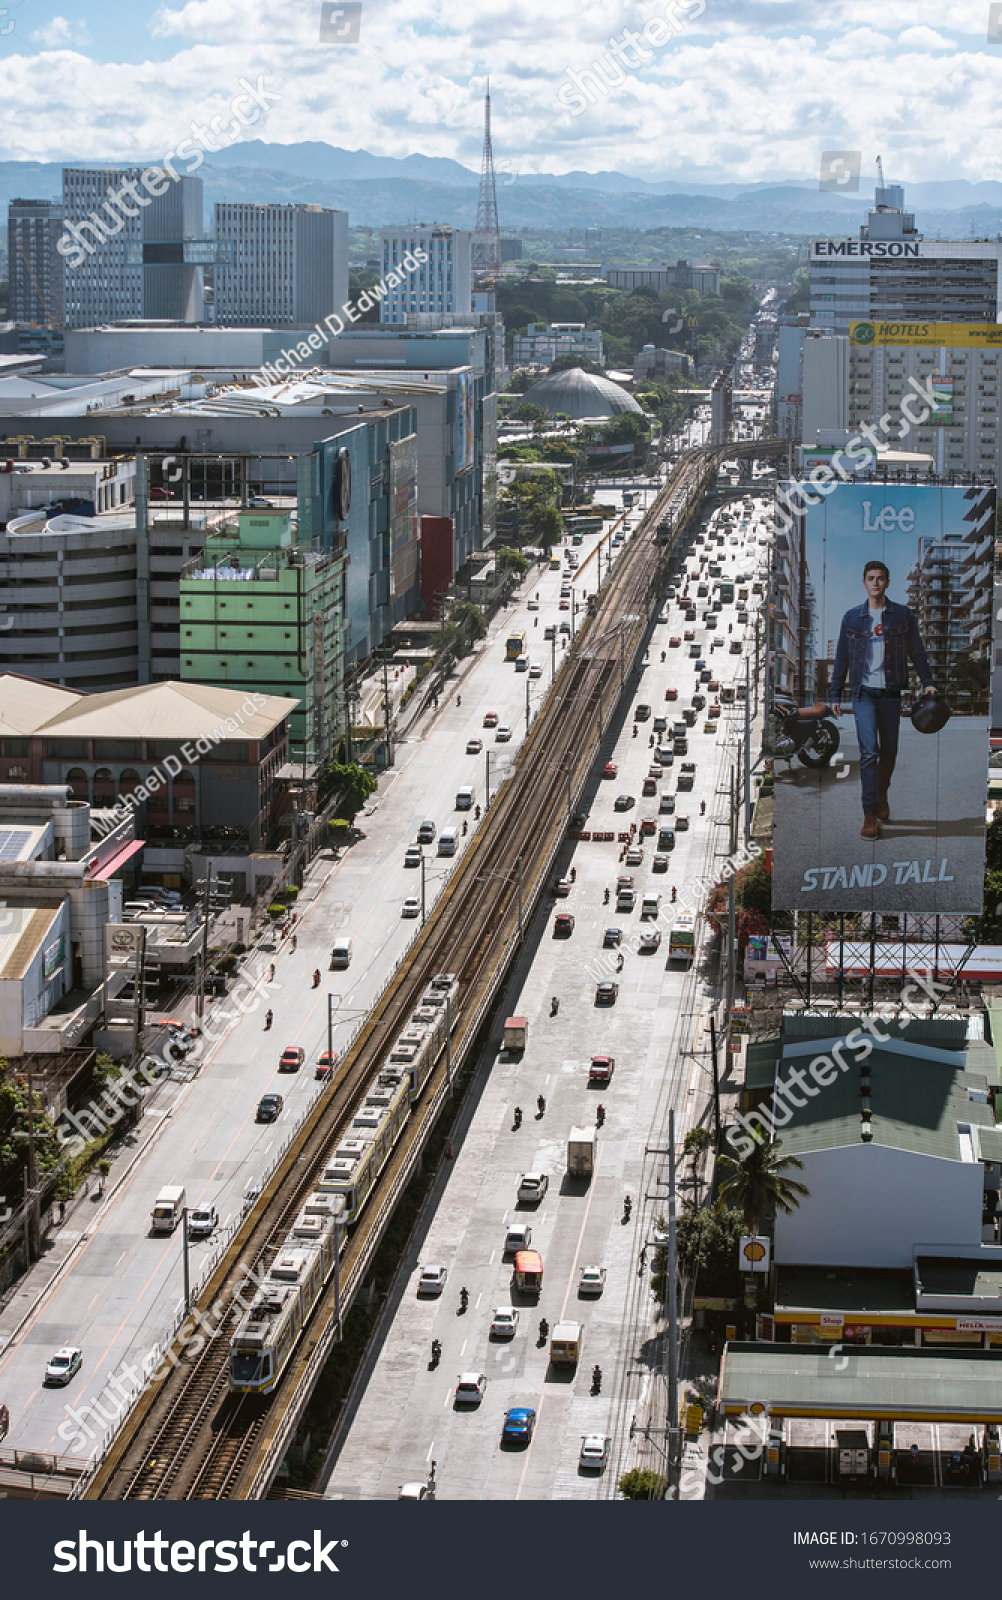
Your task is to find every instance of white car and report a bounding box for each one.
[491,1306,520,1338]
[455,1372,487,1404]
[504,1223,532,1254]
[495,725,512,742]
[417,1265,448,1295]
[45,1346,83,1386]
[466,737,483,754]
[639,929,662,952]
[529,662,542,679]
[187,1204,218,1238]
[578,1265,607,1296]
[527,598,539,610]
[398,1482,433,1500]
[402,897,421,918]
[517,1172,549,1203]
[580,1434,611,1470]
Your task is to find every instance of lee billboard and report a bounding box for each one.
[771,482,995,915]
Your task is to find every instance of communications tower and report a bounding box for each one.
[473,80,502,282]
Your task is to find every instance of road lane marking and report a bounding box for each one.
[426,1439,435,1461]
[515,1142,606,1500]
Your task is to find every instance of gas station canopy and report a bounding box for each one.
[720,1343,1002,1423]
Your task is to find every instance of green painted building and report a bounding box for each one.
[179,511,345,764]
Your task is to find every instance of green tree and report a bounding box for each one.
[684,1126,712,1161]
[510,401,546,425]
[505,370,537,394]
[496,546,529,576]
[716,1139,810,1235]
[528,503,563,547]
[618,1468,666,1500]
[317,760,378,819]
[653,1199,745,1303]
[548,353,605,375]
[445,600,487,655]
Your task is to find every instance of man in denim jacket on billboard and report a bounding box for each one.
[830,560,937,841]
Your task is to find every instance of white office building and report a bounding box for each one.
[62,168,204,328]
[810,184,1002,339]
[511,322,603,368]
[379,227,472,325]
[214,203,349,328]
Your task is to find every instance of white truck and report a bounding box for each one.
[150,1184,185,1233]
[503,1016,528,1052]
[567,1127,596,1179]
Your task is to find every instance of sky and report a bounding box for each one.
[2,0,1002,185]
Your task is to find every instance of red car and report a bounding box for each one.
[708,679,720,692]
[640,817,656,836]
[669,636,681,648]
[589,1055,615,1084]
[316,1050,339,1080]
[642,777,657,796]
[554,912,575,936]
[684,629,695,641]
[603,761,618,778]
[483,711,499,727]
[665,687,678,700]
[279,1046,305,1072]
[559,598,570,610]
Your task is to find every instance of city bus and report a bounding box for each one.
[506,628,527,660]
[668,910,697,963]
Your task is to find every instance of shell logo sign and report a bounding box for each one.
[739,1235,771,1273]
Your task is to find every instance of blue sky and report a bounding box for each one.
[1,1,1002,181]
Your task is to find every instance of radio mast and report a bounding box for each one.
[473,80,502,282]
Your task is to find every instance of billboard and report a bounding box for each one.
[851,321,1002,348]
[388,434,418,600]
[771,481,995,914]
[455,370,475,475]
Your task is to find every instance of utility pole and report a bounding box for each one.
[566,752,572,819]
[726,766,736,1036]
[744,658,752,847]
[525,670,530,735]
[420,854,426,927]
[445,994,452,1092]
[182,1207,191,1314]
[328,993,335,1082]
[485,750,491,809]
[382,655,393,768]
[668,1106,679,1489]
[26,1062,37,1263]
[708,1017,721,1147]
[517,856,523,945]
[551,632,556,683]
[196,869,212,1019]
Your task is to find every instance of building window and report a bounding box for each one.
[93,767,115,785]
[2,738,28,757]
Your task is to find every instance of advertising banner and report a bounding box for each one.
[388,435,419,600]
[851,321,1002,348]
[771,481,994,914]
[455,370,475,475]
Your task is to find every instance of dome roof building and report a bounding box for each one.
[525,366,643,421]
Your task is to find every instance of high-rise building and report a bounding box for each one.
[213,203,348,327]
[379,227,472,324]
[61,168,204,328]
[8,198,65,328]
[810,182,1002,338]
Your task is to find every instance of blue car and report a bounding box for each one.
[502,1407,536,1446]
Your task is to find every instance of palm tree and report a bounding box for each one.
[716,1138,809,1235]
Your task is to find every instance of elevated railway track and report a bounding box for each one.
[81,438,788,1501]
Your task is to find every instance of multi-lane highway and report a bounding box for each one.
[0,503,632,1470]
[325,493,773,1500]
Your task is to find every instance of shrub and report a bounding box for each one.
[618,1468,666,1500]
[266,903,286,921]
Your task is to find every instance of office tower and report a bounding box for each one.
[379,227,472,324]
[8,198,65,327]
[61,168,204,327]
[213,203,349,326]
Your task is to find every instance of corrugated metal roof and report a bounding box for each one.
[35,680,291,741]
[0,899,62,980]
[0,674,85,735]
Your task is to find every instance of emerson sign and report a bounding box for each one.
[813,239,920,257]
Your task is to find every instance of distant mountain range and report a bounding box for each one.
[0,143,998,240]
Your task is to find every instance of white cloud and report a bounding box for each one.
[30,15,90,48]
[0,0,1000,183]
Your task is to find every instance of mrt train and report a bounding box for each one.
[229,972,459,1394]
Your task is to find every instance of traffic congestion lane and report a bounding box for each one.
[0,538,614,1456]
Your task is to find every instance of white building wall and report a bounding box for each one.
[774,1142,984,1268]
[801,332,849,445]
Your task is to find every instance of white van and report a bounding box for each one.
[330,936,353,969]
[438,827,458,856]
[515,653,529,672]
[150,1185,185,1233]
[642,892,661,919]
[456,785,475,811]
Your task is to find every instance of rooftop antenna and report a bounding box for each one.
[473,78,501,283]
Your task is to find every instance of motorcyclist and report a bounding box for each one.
[474,805,481,821]
[661,650,666,662]
[264,1009,273,1030]
[700,800,706,815]
[457,694,461,707]
[460,1286,469,1310]
[268,963,275,982]
[537,1094,546,1115]
[596,1104,605,1126]
[514,1105,523,1128]
[290,934,297,952]
[462,820,468,836]
[616,952,624,972]
[624,1193,633,1218]
[632,724,638,738]
[671,885,677,902]
[550,996,559,1015]
[570,866,576,882]
[539,1317,549,1340]
[603,886,610,904]
[592,1365,602,1389]
[313,968,321,987]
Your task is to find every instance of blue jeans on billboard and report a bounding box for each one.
[853,687,900,815]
